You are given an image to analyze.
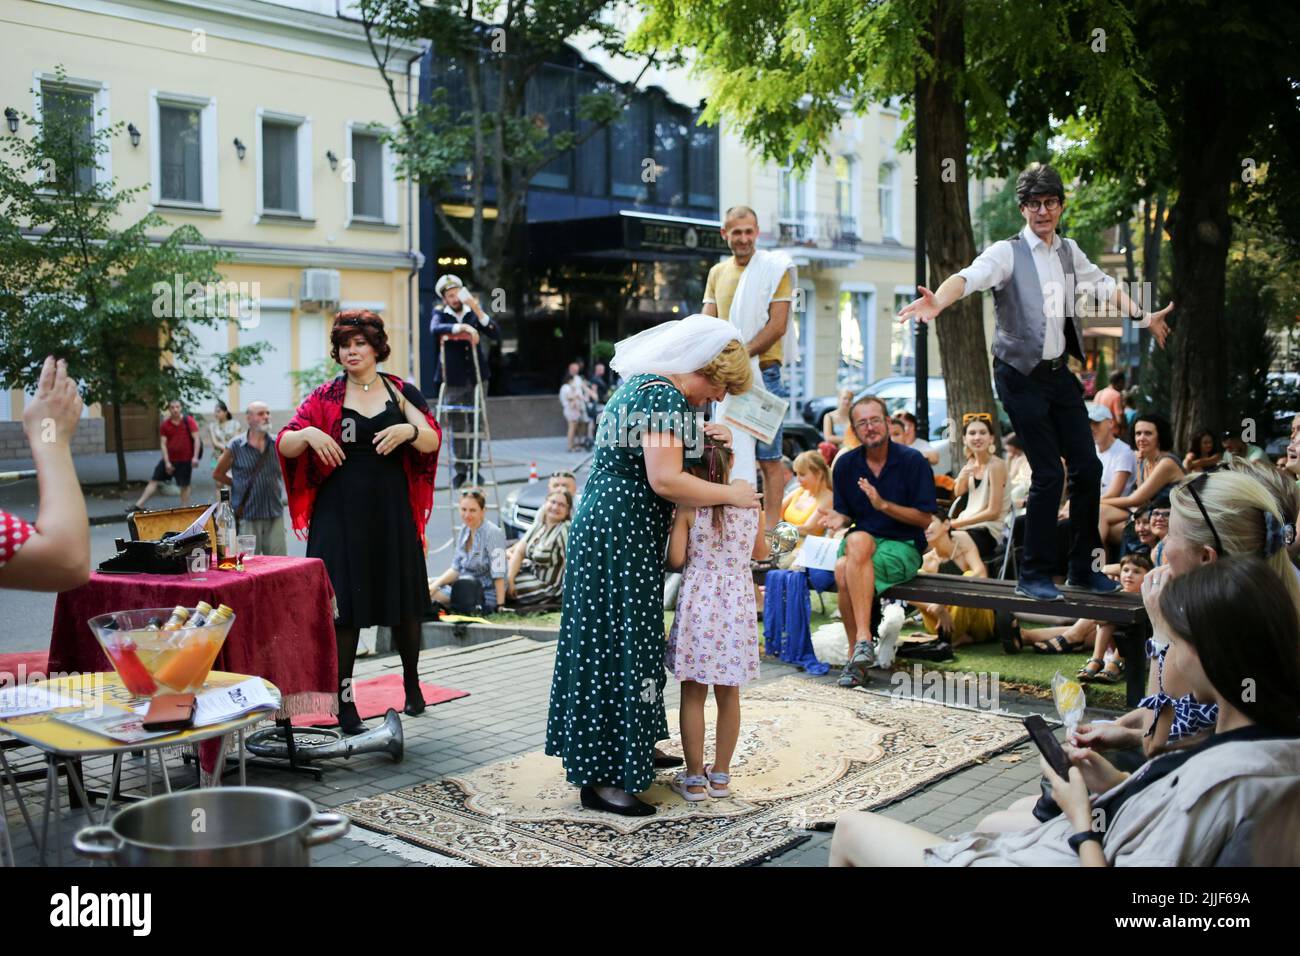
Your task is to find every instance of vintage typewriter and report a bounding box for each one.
[98,504,218,575]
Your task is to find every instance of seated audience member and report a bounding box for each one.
[1221,430,1267,466]
[780,455,800,495]
[429,489,507,613]
[1282,430,1300,481]
[823,388,857,452]
[1072,553,1152,682]
[912,514,1003,649]
[1144,493,1170,567]
[0,357,90,592]
[818,395,936,686]
[1090,402,1135,500]
[948,413,1010,562]
[894,411,939,466]
[1182,427,1221,473]
[505,489,572,611]
[1100,413,1184,550]
[1065,463,1300,765]
[829,554,1300,866]
[549,470,578,501]
[1003,432,1031,511]
[781,451,835,540]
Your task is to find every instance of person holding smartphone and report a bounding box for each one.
[829,554,1300,867]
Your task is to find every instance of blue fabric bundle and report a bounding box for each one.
[762,569,830,675]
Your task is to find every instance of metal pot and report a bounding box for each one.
[73,787,349,867]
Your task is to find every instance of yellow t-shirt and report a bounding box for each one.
[703,258,794,365]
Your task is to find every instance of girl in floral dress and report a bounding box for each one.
[666,437,769,801]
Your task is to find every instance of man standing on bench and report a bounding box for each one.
[820,395,936,687]
[899,162,1173,602]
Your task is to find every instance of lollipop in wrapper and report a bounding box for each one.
[1052,671,1086,736]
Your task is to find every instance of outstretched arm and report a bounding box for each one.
[897,275,969,325]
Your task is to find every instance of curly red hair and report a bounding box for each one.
[330,310,391,363]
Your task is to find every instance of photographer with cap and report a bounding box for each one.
[431,274,500,488]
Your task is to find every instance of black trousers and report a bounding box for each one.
[993,357,1102,579]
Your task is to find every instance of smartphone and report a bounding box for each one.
[142,693,197,732]
[1023,714,1072,780]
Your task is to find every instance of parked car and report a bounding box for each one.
[502,417,820,537]
[802,375,918,430]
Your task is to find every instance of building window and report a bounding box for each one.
[575,75,611,197]
[879,161,900,241]
[835,156,857,237]
[527,65,574,190]
[838,289,874,390]
[151,93,217,208]
[890,291,915,374]
[37,80,104,192]
[158,104,201,203]
[610,98,649,201]
[651,100,687,207]
[350,128,385,220]
[778,163,809,242]
[258,111,312,218]
[687,115,717,209]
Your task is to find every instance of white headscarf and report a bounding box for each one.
[610,314,741,379]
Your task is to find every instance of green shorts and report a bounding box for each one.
[839,532,923,594]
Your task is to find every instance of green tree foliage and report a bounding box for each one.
[356,0,666,296]
[0,70,265,484]
[633,0,1154,435]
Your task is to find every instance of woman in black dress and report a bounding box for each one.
[278,311,441,734]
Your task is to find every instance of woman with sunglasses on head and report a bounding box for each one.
[1074,461,1300,758]
[1099,413,1185,551]
[830,553,1300,867]
[278,311,442,735]
[949,414,1011,563]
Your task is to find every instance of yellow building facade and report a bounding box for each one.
[718,104,1001,431]
[1,0,422,444]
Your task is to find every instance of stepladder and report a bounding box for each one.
[433,332,501,547]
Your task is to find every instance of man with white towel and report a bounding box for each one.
[702,205,797,529]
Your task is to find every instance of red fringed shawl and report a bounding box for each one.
[277,374,441,548]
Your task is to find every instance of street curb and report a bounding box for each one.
[372,620,559,654]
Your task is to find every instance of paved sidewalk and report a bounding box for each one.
[2,638,1072,868]
[0,436,589,526]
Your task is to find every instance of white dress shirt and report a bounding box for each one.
[957,225,1117,360]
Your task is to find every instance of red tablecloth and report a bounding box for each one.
[49,555,338,721]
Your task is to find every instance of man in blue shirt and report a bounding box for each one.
[821,395,936,686]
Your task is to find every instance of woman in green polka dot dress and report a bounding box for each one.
[546,316,761,816]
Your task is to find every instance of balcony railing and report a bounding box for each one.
[776,214,862,251]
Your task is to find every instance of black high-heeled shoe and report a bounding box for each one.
[338,700,367,736]
[403,678,425,717]
[580,785,655,817]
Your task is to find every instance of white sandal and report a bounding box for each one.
[670,772,710,802]
[703,764,731,798]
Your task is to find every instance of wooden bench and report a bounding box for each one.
[881,574,1150,706]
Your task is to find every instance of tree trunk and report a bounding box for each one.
[109,380,128,487]
[919,0,996,444]
[1166,80,1240,451]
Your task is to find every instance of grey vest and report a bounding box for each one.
[990,233,1084,376]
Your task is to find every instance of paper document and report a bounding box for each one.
[719,384,789,444]
[192,678,278,727]
[173,502,217,542]
[0,684,83,719]
[132,677,277,727]
[54,708,171,743]
[793,535,840,572]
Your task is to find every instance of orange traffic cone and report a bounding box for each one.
[528,461,539,483]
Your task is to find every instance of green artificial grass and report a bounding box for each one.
[478,591,1127,707]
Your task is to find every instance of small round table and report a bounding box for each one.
[0,671,279,865]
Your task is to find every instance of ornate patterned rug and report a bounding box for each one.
[341,677,1028,866]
